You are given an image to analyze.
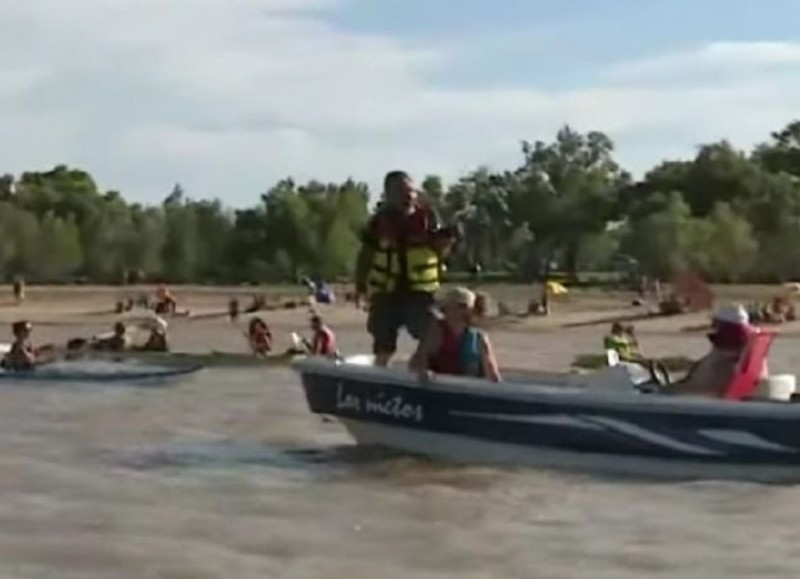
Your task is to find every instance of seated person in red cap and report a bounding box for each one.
[669,305,761,398]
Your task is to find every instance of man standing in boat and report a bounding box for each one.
[355,170,458,367]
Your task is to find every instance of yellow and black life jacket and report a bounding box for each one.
[366,207,441,296]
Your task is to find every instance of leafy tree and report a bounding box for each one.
[620,192,699,279]
[36,212,83,279]
[0,120,798,285]
[161,196,200,283]
[696,203,758,282]
[508,126,628,279]
[753,120,800,178]
[420,175,445,214]
[444,168,511,270]
[753,215,800,281]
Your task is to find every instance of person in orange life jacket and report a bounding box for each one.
[309,315,337,356]
[247,317,273,356]
[409,287,501,381]
[355,170,458,367]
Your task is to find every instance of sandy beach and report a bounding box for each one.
[3,282,797,364]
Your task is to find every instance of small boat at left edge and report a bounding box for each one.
[0,359,204,385]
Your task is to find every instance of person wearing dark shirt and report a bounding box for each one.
[92,322,128,352]
[2,321,37,371]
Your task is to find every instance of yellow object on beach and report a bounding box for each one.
[546,281,568,295]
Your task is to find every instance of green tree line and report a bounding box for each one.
[2,120,800,284]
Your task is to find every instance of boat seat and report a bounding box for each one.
[722,329,775,401]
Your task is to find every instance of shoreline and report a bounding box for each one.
[0,284,797,373]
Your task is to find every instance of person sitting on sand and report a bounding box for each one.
[668,304,762,398]
[409,287,501,381]
[247,317,273,356]
[92,322,129,352]
[1,321,39,371]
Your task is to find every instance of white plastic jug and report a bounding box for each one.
[755,374,797,401]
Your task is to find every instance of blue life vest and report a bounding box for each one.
[459,327,484,378]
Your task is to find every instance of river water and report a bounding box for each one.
[2,330,800,578]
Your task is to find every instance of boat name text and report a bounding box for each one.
[335,384,423,422]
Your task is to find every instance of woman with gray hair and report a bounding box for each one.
[409,287,501,381]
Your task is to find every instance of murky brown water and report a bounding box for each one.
[2,327,800,578]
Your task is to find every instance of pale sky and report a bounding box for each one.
[0,0,798,205]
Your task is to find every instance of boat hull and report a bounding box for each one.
[72,351,298,368]
[103,351,297,368]
[295,358,800,475]
[0,342,301,369]
[339,420,800,481]
[0,360,203,385]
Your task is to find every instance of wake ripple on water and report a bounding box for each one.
[103,440,407,474]
[102,439,511,497]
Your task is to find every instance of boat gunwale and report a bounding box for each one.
[87,351,300,368]
[0,363,204,382]
[292,356,800,420]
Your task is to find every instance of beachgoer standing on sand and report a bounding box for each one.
[354,170,458,367]
[228,297,240,322]
[12,277,24,305]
